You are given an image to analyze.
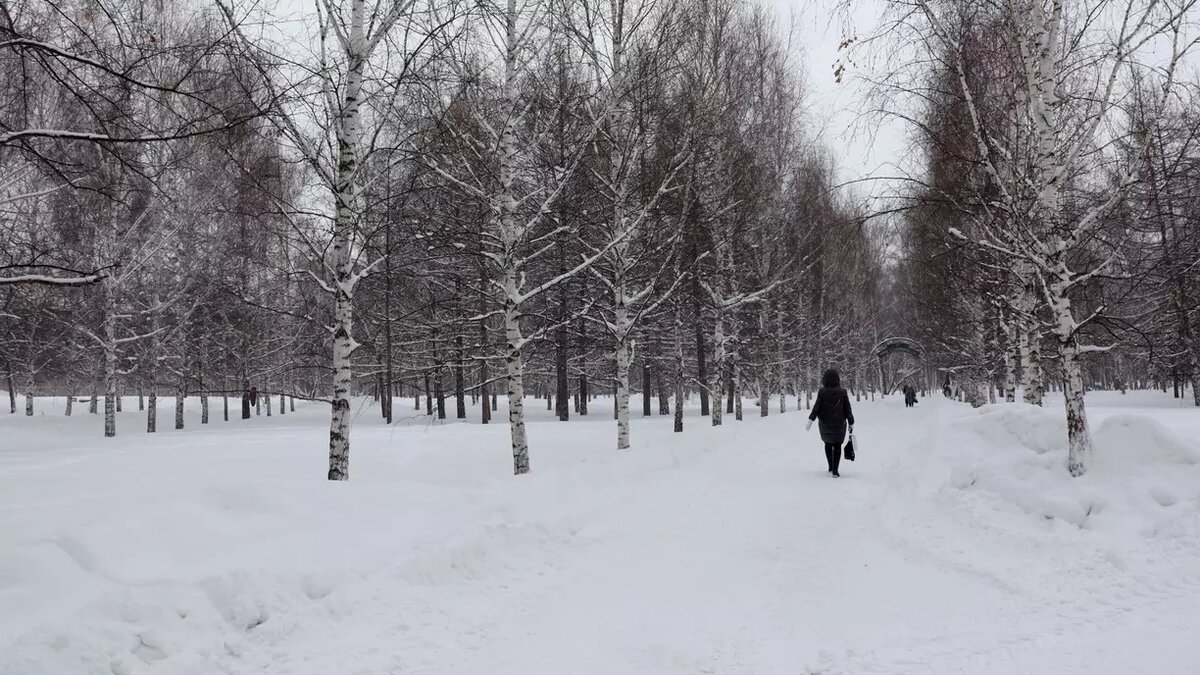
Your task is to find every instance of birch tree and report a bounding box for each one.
[861,0,1199,474]
[563,0,695,450]
[220,0,454,479]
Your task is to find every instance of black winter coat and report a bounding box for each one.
[808,386,855,445]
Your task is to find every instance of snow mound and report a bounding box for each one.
[898,403,1200,541]
[1092,413,1200,470]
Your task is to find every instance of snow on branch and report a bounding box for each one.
[0,263,115,287]
[0,273,104,287]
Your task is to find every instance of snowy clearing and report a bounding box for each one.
[2,392,1199,674]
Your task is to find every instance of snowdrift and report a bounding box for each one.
[4,393,1200,674]
[891,401,1200,542]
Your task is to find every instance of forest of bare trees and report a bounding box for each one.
[3,0,1197,480]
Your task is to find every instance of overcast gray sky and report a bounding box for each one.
[777,0,910,203]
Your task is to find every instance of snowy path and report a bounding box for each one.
[1,393,1199,674]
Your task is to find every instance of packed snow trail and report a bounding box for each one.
[1,392,1198,674]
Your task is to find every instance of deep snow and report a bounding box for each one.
[1,390,1198,674]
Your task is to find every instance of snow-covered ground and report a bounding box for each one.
[1,390,1198,674]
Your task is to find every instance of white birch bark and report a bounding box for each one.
[1047,273,1094,476]
[24,371,33,416]
[1003,316,1018,403]
[497,0,529,475]
[219,0,420,480]
[614,304,632,449]
[102,276,117,438]
[503,286,529,474]
[324,0,371,481]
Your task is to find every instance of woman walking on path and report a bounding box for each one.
[807,368,855,477]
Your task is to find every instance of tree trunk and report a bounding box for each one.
[693,275,709,416]
[174,381,185,430]
[577,277,589,418]
[241,378,251,419]
[324,0,369,481]
[504,292,529,475]
[579,373,588,416]
[327,273,355,473]
[424,371,432,416]
[641,358,651,418]
[384,202,394,425]
[148,387,157,433]
[1003,313,1018,402]
[657,367,669,416]
[102,279,117,437]
[499,22,529,475]
[24,371,34,416]
[614,331,631,450]
[65,388,73,416]
[555,310,569,423]
[6,371,15,413]
[1048,279,1093,477]
[480,270,491,425]
[673,297,685,433]
[1060,336,1092,477]
[378,372,387,418]
[711,310,724,427]
[456,337,466,420]
[725,366,734,415]
[1018,277,1044,405]
[435,370,446,420]
[733,366,743,421]
[1176,288,1200,406]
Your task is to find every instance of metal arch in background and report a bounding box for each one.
[873,337,923,361]
[873,337,926,395]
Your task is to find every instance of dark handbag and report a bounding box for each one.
[844,433,856,461]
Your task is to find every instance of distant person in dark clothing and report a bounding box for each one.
[807,368,855,477]
[903,384,917,407]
